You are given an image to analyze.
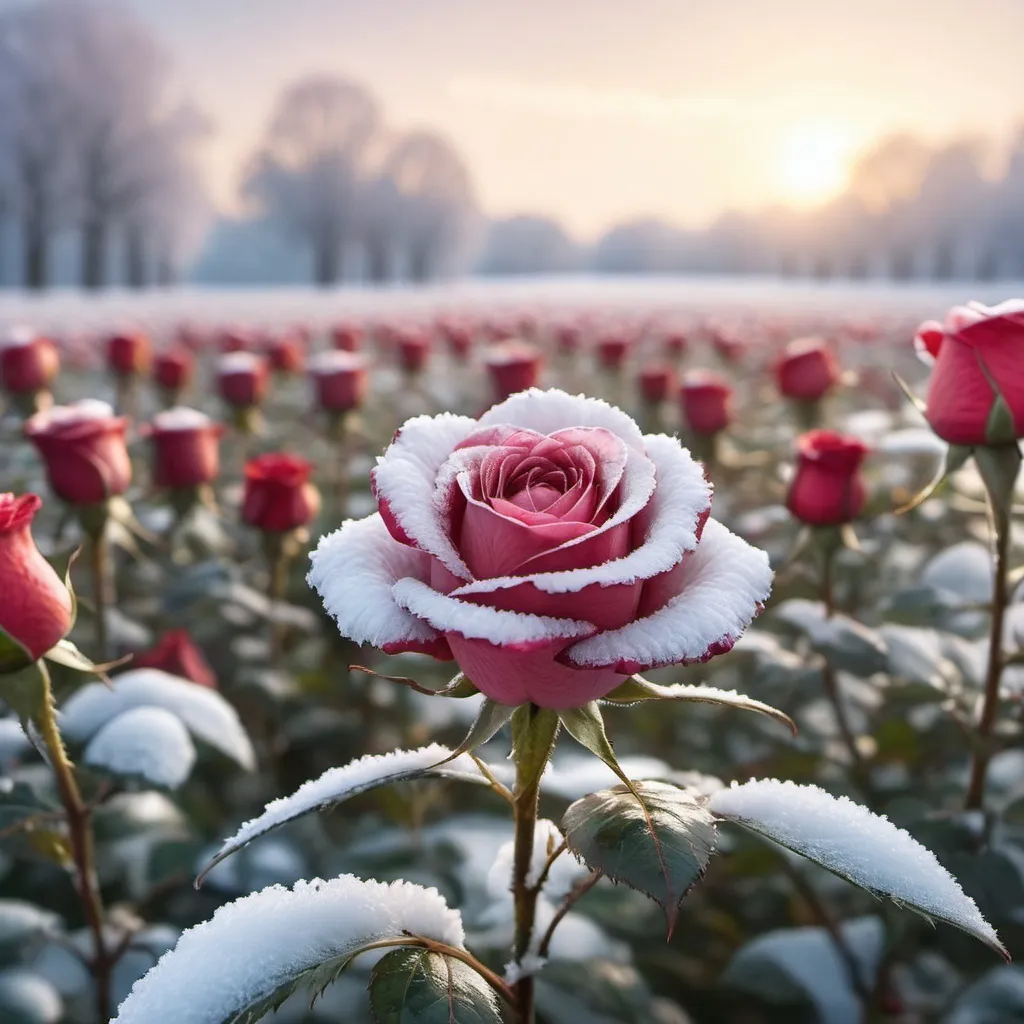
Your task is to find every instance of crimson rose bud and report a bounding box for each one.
[242,453,320,533]
[680,371,733,436]
[217,353,269,409]
[638,363,677,405]
[0,493,73,663]
[148,408,223,489]
[916,300,1024,445]
[485,342,542,402]
[441,322,473,358]
[787,430,869,526]
[308,351,369,413]
[596,334,630,372]
[331,323,363,352]
[556,323,582,356]
[25,401,132,505]
[0,327,60,396]
[132,629,217,688]
[397,331,431,374]
[106,331,150,377]
[774,337,840,401]
[219,328,251,353]
[154,349,194,395]
[268,336,305,375]
[662,332,687,359]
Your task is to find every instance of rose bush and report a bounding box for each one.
[310,389,771,708]
[786,429,869,526]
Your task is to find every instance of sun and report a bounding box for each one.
[777,123,854,205]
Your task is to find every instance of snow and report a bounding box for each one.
[151,407,213,431]
[542,753,723,801]
[877,428,946,458]
[921,542,994,605]
[486,819,580,899]
[567,518,772,670]
[84,707,196,789]
[0,968,63,1023]
[204,745,490,876]
[33,399,115,425]
[111,875,465,1023]
[60,669,255,771]
[308,513,440,650]
[0,325,37,348]
[710,779,1004,955]
[0,717,29,765]
[393,576,595,645]
[307,349,366,373]
[217,351,264,373]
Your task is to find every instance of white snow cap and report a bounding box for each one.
[308,349,366,373]
[217,351,264,373]
[710,779,1004,956]
[111,875,466,1023]
[484,341,537,366]
[84,707,196,789]
[1,325,38,348]
[39,399,115,425]
[151,407,212,431]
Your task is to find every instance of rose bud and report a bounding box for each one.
[331,323,364,352]
[242,453,321,533]
[219,328,251,354]
[25,400,132,506]
[596,334,630,372]
[310,388,771,709]
[638,363,677,405]
[106,331,151,378]
[774,337,840,401]
[217,352,269,410]
[0,326,60,403]
[268,336,305,375]
[148,407,224,491]
[309,350,369,415]
[397,330,431,375]
[662,332,687,360]
[485,342,543,402]
[915,301,1024,445]
[0,493,73,666]
[154,349,194,403]
[556,323,582,356]
[442,322,474,359]
[712,330,745,364]
[786,430,869,526]
[176,323,206,353]
[131,629,217,688]
[680,371,733,436]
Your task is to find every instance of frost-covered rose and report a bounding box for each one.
[309,389,772,709]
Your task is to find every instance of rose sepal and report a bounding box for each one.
[351,666,479,699]
[973,443,1023,530]
[429,697,517,769]
[43,638,130,681]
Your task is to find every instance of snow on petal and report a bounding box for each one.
[564,519,771,672]
[392,577,595,646]
[84,707,196,790]
[111,875,465,1023]
[60,669,255,771]
[710,779,1005,956]
[308,513,440,650]
[371,411,479,577]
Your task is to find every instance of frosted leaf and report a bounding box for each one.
[0,968,63,1024]
[201,745,490,880]
[921,543,993,605]
[84,708,196,790]
[151,407,214,431]
[710,779,1005,956]
[566,519,772,671]
[60,669,255,771]
[112,875,465,1023]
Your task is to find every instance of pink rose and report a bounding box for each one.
[309,389,771,709]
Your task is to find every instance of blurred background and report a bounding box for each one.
[0,0,1022,292]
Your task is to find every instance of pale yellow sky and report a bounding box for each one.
[126,0,1024,237]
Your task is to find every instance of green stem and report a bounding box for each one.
[90,528,109,663]
[267,540,291,666]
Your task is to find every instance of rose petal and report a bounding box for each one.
[308,514,451,658]
[562,519,772,673]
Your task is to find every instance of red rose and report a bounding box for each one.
[441,321,473,358]
[596,334,630,372]
[308,351,369,413]
[485,343,542,402]
[638,363,677,405]
[774,337,840,401]
[397,331,431,374]
[662,332,687,359]
[148,408,224,489]
[0,493,73,663]
[786,430,869,526]
[131,629,217,688]
[556,324,582,355]
[219,328,251,353]
[331,323,363,352]
[242,453,321,533]
[217,353,269,409]
[680,371,732,436]
[0,327,60,395]
[25,401,132,505]
[711,329,745,364]
[107,331,150,377]
[268,337,305,375]
[915,300,1024,445]
[154,350,194,394]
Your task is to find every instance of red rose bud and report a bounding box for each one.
[680,371,733,436]
[25,401,132,505]
[397,330,431,374]
[774,337,840,401]
[176,323,206,352]
[712,330,745,364]
[638,363,677,405]
[556,323,582,355]
[0,493,73,664]
[154,349,194,396]
[148,408,224,490]
[916,300,1024,446]
[662,332,687,359]
[787,430,869,526]
[106,331,150,377]
[485,342,542,402]
[0,327,60,396]
[132,629,217,688]
[242,453,320,533]
[268,336,305,375]
[308,350,369,414]
[441,321,473,358]
[217,353,269,409]
[596,334,630,372]
[219,328,251,353]
[331,323,363,352]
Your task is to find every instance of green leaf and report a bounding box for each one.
[0,661,47,724]
[600,676,796,734]
[368,949,504,1024]
[562,781,717,935]
[42,639,127,678]
[0,625,33,676]
[432,698,516,768]
[0,969,63,1024]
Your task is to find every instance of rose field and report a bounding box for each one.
[1,277,1023,1024]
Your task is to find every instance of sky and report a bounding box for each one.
[123,0,1024,238]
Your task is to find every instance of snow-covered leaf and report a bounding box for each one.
[112,875,466,1024]
[0,968,62,1024]
[0,901,60,958]
[710,779,1006,957]
[84,708,196,790]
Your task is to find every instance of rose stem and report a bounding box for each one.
[510,705,559,1024]
[266,534,290,666]
[964,469,1014,810]
[90,527,109,663]
[35,662,111,1022]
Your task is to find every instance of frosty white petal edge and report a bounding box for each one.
[112,875,466,1023]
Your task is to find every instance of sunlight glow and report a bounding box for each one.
[777,123,854,205]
